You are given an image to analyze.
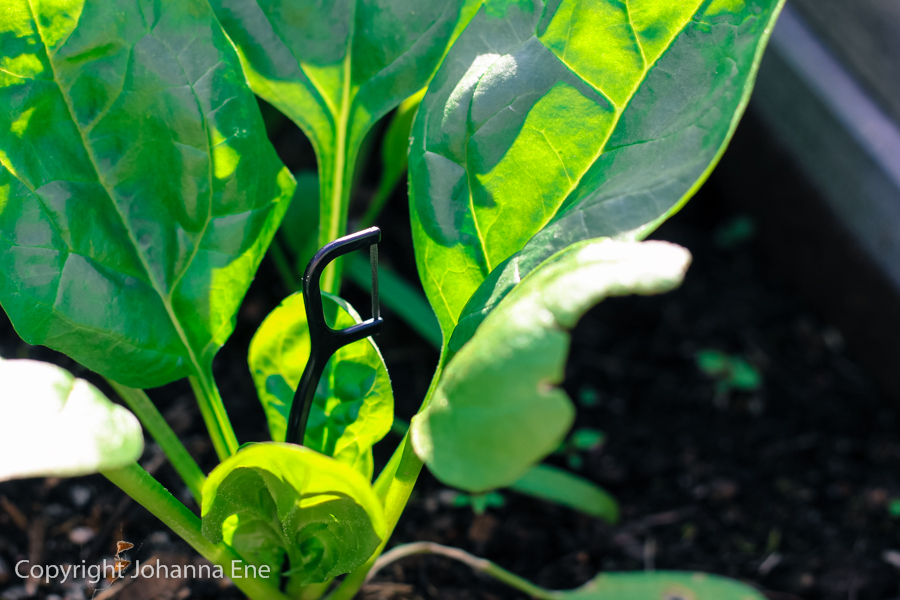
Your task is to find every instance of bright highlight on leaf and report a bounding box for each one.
[249,293,393,479]
[202,443,386,586]
[0,0,295,389]
[0,358,144,481]
[410,0,785,345]
[412,240,692,492]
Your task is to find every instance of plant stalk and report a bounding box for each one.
[102,463,291,600]
[318,16,358,296]
[106,380,206,504]
[327,349,449,600]
[188,373,239,461]
[367,542,560,600]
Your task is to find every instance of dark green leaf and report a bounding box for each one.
[561,571,765,599]
[248,292,393,478]
[279,170,320,271]
[509,464,617,523]
[568,428,606,451]
[411,240,690,491]
[0,358,143,481]
[409,0,785,344]
[202,442,386,586]
[0,0,295,388]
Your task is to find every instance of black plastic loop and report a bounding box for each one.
[285,227,383,446]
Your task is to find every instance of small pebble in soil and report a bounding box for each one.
[69,486,90,508]
[68,526,95,545]
[147,531,171,545]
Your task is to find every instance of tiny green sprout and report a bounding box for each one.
[696,350,763,395]
[714,215,756,249]
[451,491,506,515]
[578,387,601,408]
[556,429,606,470]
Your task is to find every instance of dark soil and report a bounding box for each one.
[3,109,900,600]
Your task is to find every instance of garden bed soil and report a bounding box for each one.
[3,114,900,600]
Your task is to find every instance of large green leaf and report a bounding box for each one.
[562,571,765,600]
[248,292,393,479]
[0,358,143,481]
[0,0,295,388]
[409,0,785,343]
[209,0,481,291]
[411,240,690,492]
[202,442,386,586]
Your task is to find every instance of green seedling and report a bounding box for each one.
[696,350,764,396]
[0,1,784,598]
[556,429,607,471]
[448,491,507,515]
[714,215,757,249]
[578,387,602,409]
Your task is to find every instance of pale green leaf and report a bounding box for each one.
[562,571,765,600]
[248,292,393,479]
[509,464,618,523]
[0,358,143,481]
[202,442,386,585]
[411,240,691,491]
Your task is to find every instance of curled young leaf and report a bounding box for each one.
[0,358,143,481]
[0,0,295,388]
[411,240,691,492]
[201,443,386,586]
[409,0,785,343]
[248,293,393,478]
[563,571,765,600]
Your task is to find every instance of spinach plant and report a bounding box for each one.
[0,0,784,598]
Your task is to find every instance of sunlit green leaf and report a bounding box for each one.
[409,0,785,344]
[248,292,393,478]
[0,358,143,481]
[0,0,295,388]
[411,240,691,491]
[202,442,386,586]
[209,0,481,291]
